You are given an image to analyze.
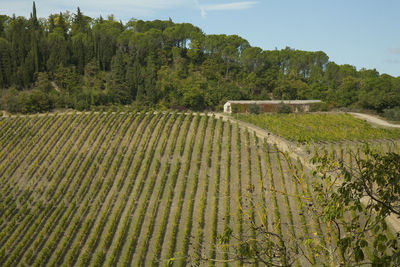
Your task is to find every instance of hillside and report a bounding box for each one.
[233,113,400,142]
[1,111,399,266]
[0,4,400,120]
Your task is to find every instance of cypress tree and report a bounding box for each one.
[30,1,40,73]
[32,1,38,28]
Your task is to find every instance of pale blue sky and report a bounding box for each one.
[2,0,400,77]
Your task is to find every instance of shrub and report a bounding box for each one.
[231,104,239,113]
[309,102,330,112]
[5,90,54,114]
[74,98,91,111]
[383,106,400,121]
[248,103,261,114]
[276,102,291,113]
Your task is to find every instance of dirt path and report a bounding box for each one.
[349,112,400,128]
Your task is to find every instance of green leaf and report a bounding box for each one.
[376,233,387,243]
[238,242,252,258]
[166,258,175,266]
[373,225,380,234]
[339,237,351,256]
[218,227,233,244]
[377,243,386,253]
[360,239,368,248]
[354,247,364,262]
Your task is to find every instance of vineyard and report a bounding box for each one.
[0,111,399,266]
[233,113,400,142]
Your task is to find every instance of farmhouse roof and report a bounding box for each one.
[225,100,322,105]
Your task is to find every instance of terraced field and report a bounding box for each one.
[0,111,398,266]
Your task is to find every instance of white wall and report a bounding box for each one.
[223,103,232,113]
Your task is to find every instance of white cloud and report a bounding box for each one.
[196,1,258,18]
[78,0,188,9]
[2,0,190,19]
[2,0,258,20]
[201,1,258,11]
[70,0,190,17]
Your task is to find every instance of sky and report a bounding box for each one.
[2,0,400,77]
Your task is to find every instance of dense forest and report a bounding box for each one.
[0,2,399,118]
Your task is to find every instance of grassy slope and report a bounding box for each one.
[234,113,400,142]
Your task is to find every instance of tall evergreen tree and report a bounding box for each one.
[30,1,40,73]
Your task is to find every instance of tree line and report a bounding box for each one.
[0,2,399,116]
